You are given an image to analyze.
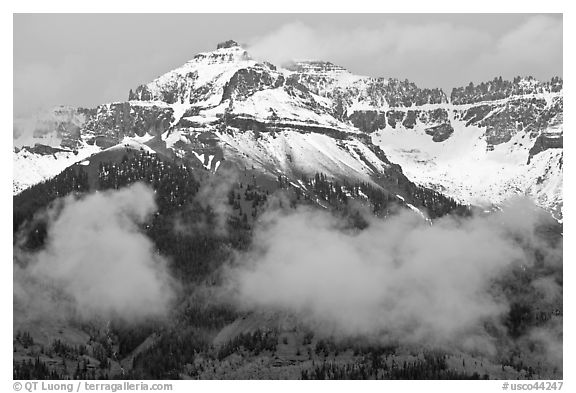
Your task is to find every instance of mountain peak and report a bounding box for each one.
[216,40,241,50]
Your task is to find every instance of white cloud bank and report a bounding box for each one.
[15,183,176,323]
[223,198,561,355]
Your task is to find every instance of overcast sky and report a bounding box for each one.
[13,13,562,119]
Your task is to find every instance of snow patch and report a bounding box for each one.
[373,117,562,216]
[13,143,101,194]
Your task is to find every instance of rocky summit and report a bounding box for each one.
[13,40,563,218]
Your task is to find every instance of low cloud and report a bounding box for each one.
[194,166,238,236]
[13,107,86,147]
[222,198,562,355]
[15,183,177,323]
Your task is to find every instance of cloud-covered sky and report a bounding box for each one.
[13,14,562,118]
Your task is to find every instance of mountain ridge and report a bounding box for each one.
[13,40,563,218]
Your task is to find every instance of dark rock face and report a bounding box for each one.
[401,109,449,130]
[89,136,121,149]
[82,103,174,145]
[222,66,284,102]
[456,94,562,146]
[222,114,350,140]
[383,79,447,107]
[425,123,454,142]
[386,110,405,128]
[129,84,153,101]
[528,133,563,163]
[382,107,453,142]
[284,75,310,94]
[217,40,240,49]
[426,108,450,124]
[348,111,386,133]
[402,110,418,129]
[458,105,493,126]
[481,107,523,145]
[263,61,277,71]
[22,144,70,155]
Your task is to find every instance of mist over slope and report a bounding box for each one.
[222,198,561,357]
[14,173,562,373]
[15,183,177,324]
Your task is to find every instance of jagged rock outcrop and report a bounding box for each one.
[217,40,240,49]
[82,103,174,147]
[349,111,387,133]
[453,82,562,148]
[221,65,285,102]
[451,76,562,105]
[425,123,454,142]
[528,132,563,163]
[22,144,70,156]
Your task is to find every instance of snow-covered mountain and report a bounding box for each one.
[13,40,563,218]
[371,77,563,218]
